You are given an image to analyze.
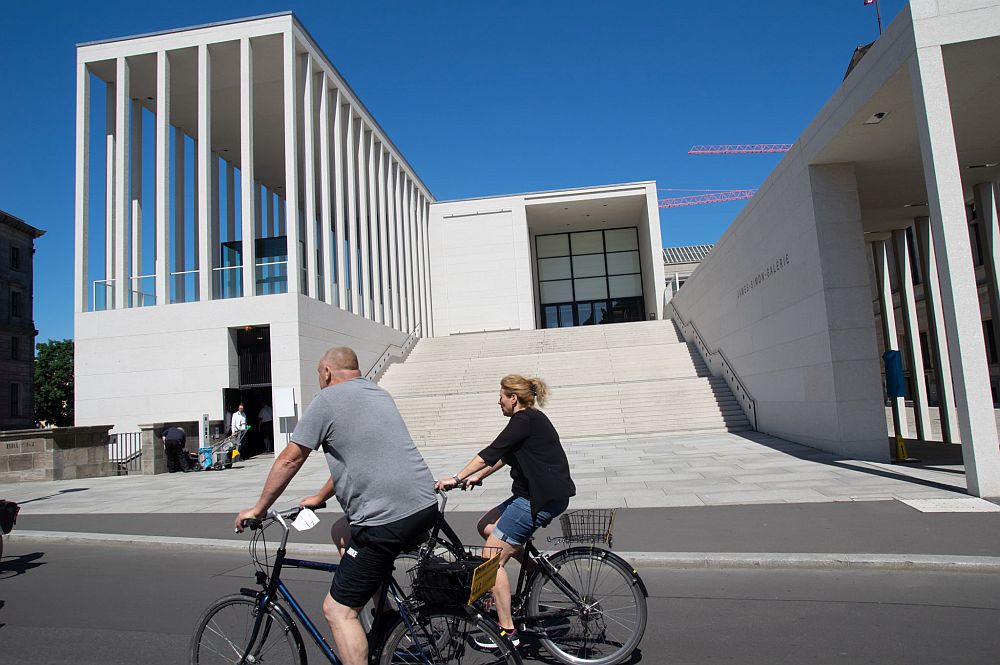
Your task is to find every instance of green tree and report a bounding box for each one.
[34,339,74,427]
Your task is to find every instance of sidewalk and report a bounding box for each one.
[5,431,1000,571]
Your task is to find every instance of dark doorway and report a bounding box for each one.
[227,326,274,457]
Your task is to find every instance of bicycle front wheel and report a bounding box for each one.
[527,550,647,665]
[379,606,520,665]
[190,594,304,665]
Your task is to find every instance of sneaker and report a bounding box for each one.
[474,628,519,649]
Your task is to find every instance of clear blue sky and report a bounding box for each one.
[0,0,905,344]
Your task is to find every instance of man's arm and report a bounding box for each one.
[234,442,311,532]
[300,477,335,509]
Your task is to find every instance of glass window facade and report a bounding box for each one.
[536,227,645,328]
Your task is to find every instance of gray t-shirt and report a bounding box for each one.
[291,377,436,526]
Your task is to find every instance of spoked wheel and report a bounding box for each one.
[526,550,647,665]
[190,594,305,665]
[379,606,520,665]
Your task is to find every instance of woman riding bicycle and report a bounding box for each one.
[435,374,576,647]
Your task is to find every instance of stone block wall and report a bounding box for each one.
[0,425,114,483]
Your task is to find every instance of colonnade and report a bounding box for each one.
[868,181,1000,450]
[74,21,434,336]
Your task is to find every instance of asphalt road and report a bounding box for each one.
[2,539,999,665]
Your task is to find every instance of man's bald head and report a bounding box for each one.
[321,347,360,371]
[317,347,361,388]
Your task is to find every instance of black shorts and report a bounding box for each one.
[330,503,437,608]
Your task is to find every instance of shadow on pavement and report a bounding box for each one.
[0,551,46,579]
[735,432,968,495]
[16,487,90,505]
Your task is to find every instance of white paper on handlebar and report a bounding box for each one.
[291,508,320,531]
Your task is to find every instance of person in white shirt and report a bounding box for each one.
[230,403,248,436]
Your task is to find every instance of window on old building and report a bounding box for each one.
[10,245,20,269]
[10,289,23,318]
[9,383,20,417]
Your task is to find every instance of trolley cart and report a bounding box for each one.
[199,429,246,470]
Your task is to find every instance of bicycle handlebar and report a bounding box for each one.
[238,501,327,532]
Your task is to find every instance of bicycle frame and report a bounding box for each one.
[425,508,589,632]
[237,512,422,665]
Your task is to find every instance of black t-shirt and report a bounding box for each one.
[162,427,186,445]
[478,409,575,515]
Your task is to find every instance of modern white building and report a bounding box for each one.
[72,13,664,436]
[669,0,1000,497]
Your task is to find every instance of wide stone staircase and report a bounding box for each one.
[378,319,752,448]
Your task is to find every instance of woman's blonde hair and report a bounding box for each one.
[501,374,550,409]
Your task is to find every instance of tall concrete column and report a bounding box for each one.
[197,43,213,302]
[357,124,371,319]
[319,75,334,306]
[174,129,185,302]
[155,51,170,307]
[129,98,143,305]
[368,133,382,324]
[402,176,414,331]
[973,182,1000,370]
[113,57,130,310]
[74,62,90,314]
[105,82,115,302]
[873,240,909,438]
[423,198,434,337]
[332,89,347,308]
[913,216,958,443]
[345,109,359,314]
[911,45,1000,496]
[240,37,257,299]
[377,147,390,325]
[302,55,317,299]
[892,228,931,439]
[282,31,301,294]
[416,192,427,333]
[387,160,401,330]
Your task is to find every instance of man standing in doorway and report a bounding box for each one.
[235,347,437,665]
[230,403,248,436]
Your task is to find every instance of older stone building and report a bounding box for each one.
[0,210,45,430]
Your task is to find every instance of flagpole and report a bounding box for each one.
[875,0,883,35]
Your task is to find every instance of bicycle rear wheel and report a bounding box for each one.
[190,594,304,665]
[379,606,520,665]
[526,550,647,665]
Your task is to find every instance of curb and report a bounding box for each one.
[9,530,1000,573]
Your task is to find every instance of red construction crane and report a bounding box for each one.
[688,144,792,155]
[658,189,757,209]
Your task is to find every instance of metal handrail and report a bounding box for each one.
[669,303,757,430]
[365,322,422,382]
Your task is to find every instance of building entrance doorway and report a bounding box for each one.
[224,326,274,457]
[536,227,645,328]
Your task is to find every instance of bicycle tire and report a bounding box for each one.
[190,594,305,665]
[526,549,647,665]
[378,606,521,665]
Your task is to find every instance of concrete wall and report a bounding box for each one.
[671,160,888,460]
[75,293,408,431]
[428,197,535,336]
[0,425,114,482]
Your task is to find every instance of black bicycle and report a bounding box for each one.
[189,503,521,665]
[399,506,648,665]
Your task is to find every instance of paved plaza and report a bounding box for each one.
[2,431,974,515]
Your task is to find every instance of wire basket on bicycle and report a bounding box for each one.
[409,544,502,607]
[549,508,618,548]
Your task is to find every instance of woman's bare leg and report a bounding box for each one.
[484,533,521,631]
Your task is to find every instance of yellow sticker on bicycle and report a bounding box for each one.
[468,551,502,604]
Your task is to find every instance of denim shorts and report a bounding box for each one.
[492,495,569,547]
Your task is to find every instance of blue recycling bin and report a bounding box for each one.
[198,447,213,470]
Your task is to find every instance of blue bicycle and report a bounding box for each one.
[189,503,520,665]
